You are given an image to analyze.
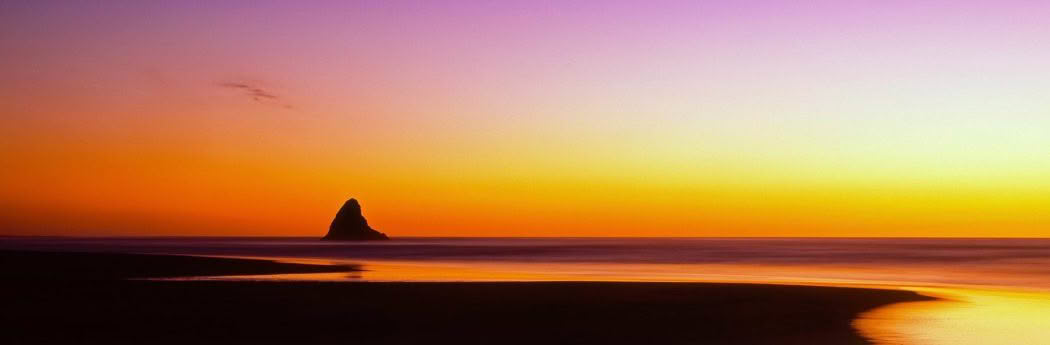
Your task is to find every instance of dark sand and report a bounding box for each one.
[0,250,931,344]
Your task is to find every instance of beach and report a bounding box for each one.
[7,1,1048,343]
[0,250,930,345]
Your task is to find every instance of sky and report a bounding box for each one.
[2,0,1049,237]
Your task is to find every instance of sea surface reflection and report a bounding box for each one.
[857,287,1050,345]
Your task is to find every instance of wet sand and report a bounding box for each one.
[0,250,358,279]
[0,250,931,344]
[856,286,1050,345]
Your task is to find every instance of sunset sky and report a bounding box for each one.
[2,1,1049,237]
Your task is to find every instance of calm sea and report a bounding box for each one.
[3,237,1049,290]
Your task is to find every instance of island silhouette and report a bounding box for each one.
[322,198,389,240]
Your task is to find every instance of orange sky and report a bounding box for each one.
[3,1,1050,237]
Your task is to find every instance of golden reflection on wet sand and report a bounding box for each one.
[856,287,1050,345]
[192,259,966,284]
[350,261,1050,345]
[175,258,1050,345]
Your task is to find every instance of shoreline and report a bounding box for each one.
[0,249,359,279]
[0,250,932,344]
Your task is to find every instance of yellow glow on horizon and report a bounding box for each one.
[3,120,1050,237]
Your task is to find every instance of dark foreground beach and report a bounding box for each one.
[0,250,930,345]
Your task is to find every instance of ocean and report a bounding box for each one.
[4,236,1049,290]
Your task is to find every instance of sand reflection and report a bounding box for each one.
[856,287,1050,345]
[173,258,1050,345]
